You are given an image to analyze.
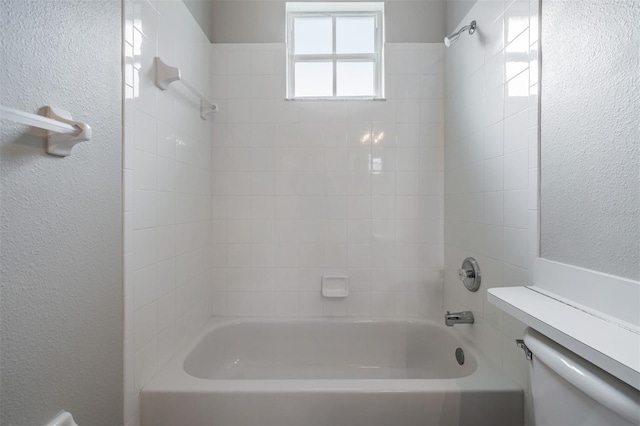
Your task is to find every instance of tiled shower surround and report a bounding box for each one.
[123,1,540,422]
[209,43,446,317]
[123,1,213,424]
[443,0,540,419]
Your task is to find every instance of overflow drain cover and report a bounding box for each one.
[455,348,465,365]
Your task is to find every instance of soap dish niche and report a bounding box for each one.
[321,276,349,298]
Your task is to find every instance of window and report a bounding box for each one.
[286,3,384,99]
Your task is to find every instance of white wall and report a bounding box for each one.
[209,42,446,317]
[445,0,477,34]
[443,0,539,421]
[540,1,639,281]
[122,1,214,424]
[208,1,446,43]
[0,1,123,424]
[183,0,215,42]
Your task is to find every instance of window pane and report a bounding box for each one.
[295,62,333,97]
[337,62,375,96]
[294,17,332,54]
[336,17,375,54]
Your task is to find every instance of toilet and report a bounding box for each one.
[524,328,640,426]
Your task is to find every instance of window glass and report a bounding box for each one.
[294,17,333,54]
[295,62,333,97]
[287,4,383,98]
[336,17,376,54]
[337,62,375,96]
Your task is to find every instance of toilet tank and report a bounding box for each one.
[524,328,640,426]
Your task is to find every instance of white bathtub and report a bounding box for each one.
[141,317,523,425]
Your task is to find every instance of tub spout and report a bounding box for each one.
[445,311,474,326]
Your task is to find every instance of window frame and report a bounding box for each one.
[286,10,384,99]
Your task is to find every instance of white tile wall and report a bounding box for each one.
[210,43,446,318]
[444,0,539,423]
[123,1,213,424]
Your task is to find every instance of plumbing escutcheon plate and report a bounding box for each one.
[458,257,481,292]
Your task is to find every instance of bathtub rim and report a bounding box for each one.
[142,316,522,394]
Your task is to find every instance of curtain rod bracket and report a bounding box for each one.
[155,57,181,90]
[40,106,92,157]
[155,57,218,120]
[0,105,91,157]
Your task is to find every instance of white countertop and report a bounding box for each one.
[488,286,640,390]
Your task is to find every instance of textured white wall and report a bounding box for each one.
[443,0,539,422]
[0,1,123,425]
[540,0,640,281]
[122,1,214,424]
[209,42,446,317]
[208,0,446,43]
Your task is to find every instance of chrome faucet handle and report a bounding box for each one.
[457,268,473,280]
[458,257,481,292]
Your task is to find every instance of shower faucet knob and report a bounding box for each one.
[458,268,474,280]
[458,257,481,292]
